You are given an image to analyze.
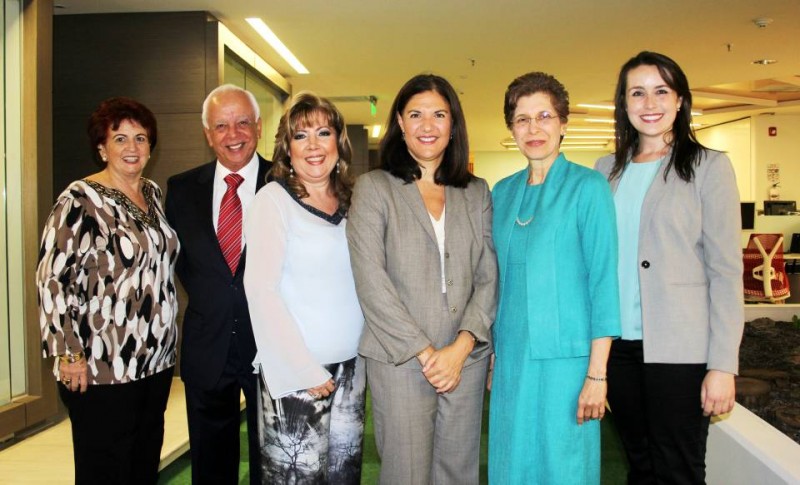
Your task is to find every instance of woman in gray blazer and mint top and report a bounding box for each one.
[347,74,497,485]
[595,51,744,485]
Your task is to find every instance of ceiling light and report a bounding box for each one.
[246,18,309,74]
[577,103,615,110]
[561,145,609,150]
[585,118,616,124]
[578,105,702,117]
[752,59,778,65]
[567,127,615,133]
[752,17,773,28]
[563,135,614,140]
[371,125,381,138]
[561,141,613,145]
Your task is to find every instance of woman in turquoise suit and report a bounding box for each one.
[488,72,621,484]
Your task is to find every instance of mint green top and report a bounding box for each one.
[614,159,662,340]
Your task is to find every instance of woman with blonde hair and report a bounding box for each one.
[244,92,365,484]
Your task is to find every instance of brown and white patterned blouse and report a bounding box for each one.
[37,179,180,385]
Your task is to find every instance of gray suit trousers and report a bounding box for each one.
[367,356,489,485]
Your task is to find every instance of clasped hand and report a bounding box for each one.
[418,333,475,394]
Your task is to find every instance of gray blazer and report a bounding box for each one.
[595,150,743,374]
[346,170,498,368]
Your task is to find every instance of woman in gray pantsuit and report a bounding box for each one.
[346,74,497,485]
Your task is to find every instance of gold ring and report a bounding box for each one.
[63,379,71,385]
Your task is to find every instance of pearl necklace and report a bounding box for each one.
[515,216,533,227]
[515,164,549,227]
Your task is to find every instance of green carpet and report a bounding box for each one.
[159,393,628,484]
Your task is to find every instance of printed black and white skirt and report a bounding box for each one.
[257,356,367,484]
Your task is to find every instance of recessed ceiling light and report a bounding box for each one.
[246,18,309,74]
[563,135,615,140]
[752,59,778,65]
[576,103,615,110]
[561,145,610,150]
[567,127,615,133]
[371,125,381,138]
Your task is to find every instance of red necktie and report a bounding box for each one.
[218,173,244,274]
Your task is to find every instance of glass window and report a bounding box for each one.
[0,0,25,406]
[224,49,286,160]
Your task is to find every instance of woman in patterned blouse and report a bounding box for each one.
[36,97,179,485]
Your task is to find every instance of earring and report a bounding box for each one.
[677,106,681,112]
[290,165,294,177]
[401,131,405,139]
[336,161,340,174]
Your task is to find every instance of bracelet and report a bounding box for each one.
[586,374,607,382]
[59,351,85,364]
[460,330,478,344]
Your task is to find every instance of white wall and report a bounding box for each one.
[473,149,611,189]
[752,114,800,209]
[696,118,753,202]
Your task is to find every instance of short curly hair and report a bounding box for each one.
[87,97,157,162]
[503,72,570,129]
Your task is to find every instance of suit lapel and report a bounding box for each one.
[193,162,236,277]
[195,163,219,243]
[394,177,437,244]
[495,170,528,264]
[255,154,271,190]
[639,157,671,239]
[445,185,474,251]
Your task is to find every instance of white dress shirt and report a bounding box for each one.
[212,153,261,248]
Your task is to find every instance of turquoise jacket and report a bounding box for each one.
[492,153,621,359]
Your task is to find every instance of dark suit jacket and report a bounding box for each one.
[165,155,272,390]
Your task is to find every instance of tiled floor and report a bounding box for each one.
[0,379,193,484]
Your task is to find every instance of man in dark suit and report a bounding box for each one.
[165,84,272,485]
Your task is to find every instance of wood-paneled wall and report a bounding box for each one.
[53,11,220,198]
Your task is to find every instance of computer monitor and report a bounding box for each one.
[741,202,755,230]
[764,200,797,216]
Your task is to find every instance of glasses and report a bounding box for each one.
[512,111,559,129]
[212,119,256,134]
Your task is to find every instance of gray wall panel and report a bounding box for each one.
[53,11,217,196]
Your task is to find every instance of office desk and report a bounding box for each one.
[781,254,800,304]
[784,254,800,278]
